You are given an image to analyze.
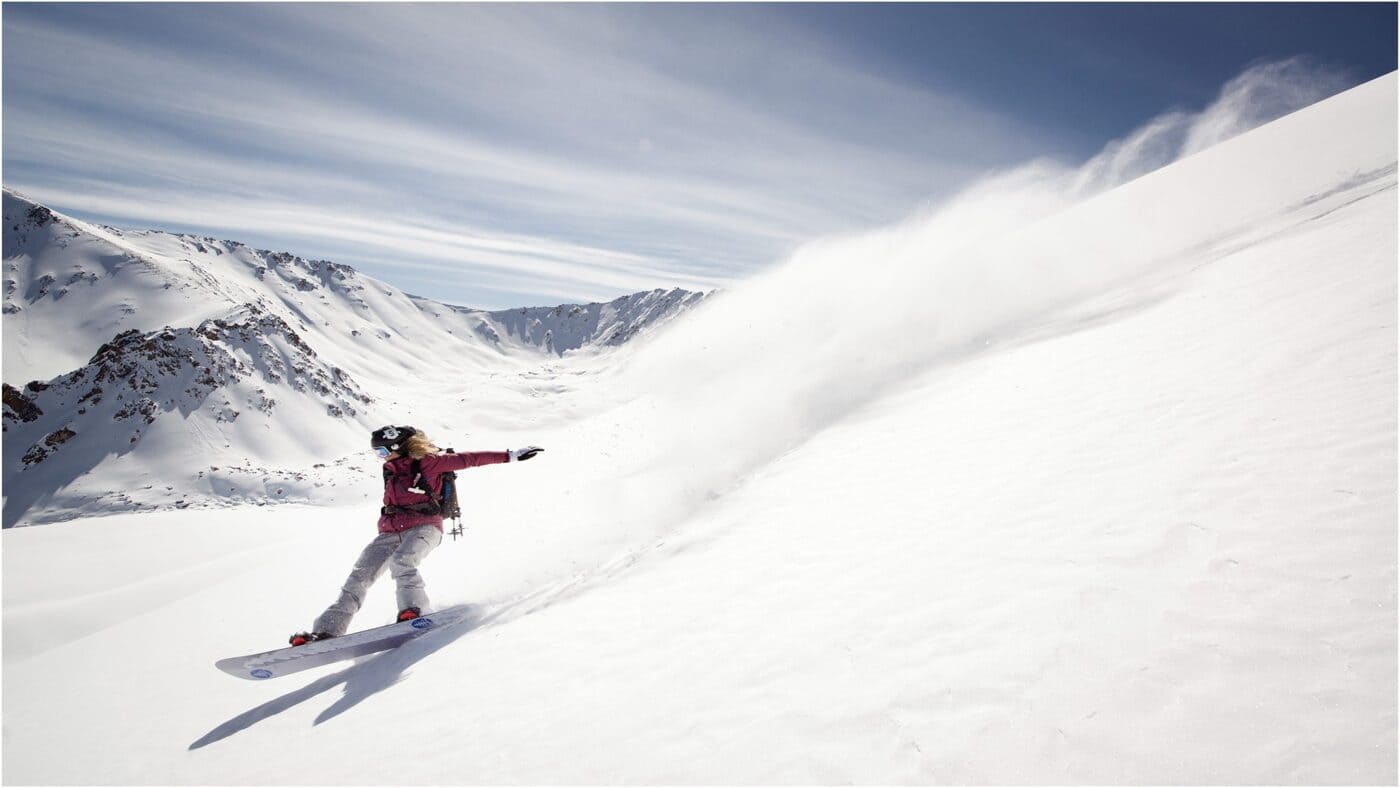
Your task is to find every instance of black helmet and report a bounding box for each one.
[371,425,417,452]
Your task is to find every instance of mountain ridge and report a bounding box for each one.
[2,190,710,526]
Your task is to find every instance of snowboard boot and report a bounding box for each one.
[289,631,334,647]
[397,607,421,623]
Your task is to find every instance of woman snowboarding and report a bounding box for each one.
[290,425,542,645]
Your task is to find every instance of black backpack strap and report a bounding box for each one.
[381,458,443,517]
[407,458,443,507]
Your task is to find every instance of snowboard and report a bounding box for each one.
[216,605,476,680]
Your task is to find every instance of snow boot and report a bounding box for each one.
[397,607,421,623]
[289,631,334,647]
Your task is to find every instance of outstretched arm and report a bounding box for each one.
[433,447,543,472]
[435,451,508,471]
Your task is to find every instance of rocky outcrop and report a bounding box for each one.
[4,304,371,467]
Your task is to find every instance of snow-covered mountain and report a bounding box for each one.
[457,287,709,355]
[1,73,1394,785]
[3,193,708,380]
[1,192,709,526]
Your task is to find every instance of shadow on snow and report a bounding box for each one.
[189,604,487,750]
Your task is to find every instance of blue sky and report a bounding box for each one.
[3,3,1395,309]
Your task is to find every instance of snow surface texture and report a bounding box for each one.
[1,201,707,527]
[2,72,1396,784]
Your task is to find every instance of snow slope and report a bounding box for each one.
[2,73,1395,784]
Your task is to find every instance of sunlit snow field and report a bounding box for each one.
[3,73,1396,785]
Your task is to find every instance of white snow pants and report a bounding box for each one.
[312,524,443,636]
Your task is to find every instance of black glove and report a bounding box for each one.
[509,446,544,462]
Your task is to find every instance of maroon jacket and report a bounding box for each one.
[378,451,510,533]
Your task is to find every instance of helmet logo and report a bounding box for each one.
[381,426,400,441]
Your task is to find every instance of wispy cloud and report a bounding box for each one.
[3,4,1047,308]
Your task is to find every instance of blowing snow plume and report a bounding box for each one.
[576,61,1389,546]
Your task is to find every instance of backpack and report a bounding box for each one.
[382,450,464,537]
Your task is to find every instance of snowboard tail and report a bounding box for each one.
[216,605,476,680]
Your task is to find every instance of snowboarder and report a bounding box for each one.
[290,425,542,646]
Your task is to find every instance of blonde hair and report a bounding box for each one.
[402,432,440,459]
